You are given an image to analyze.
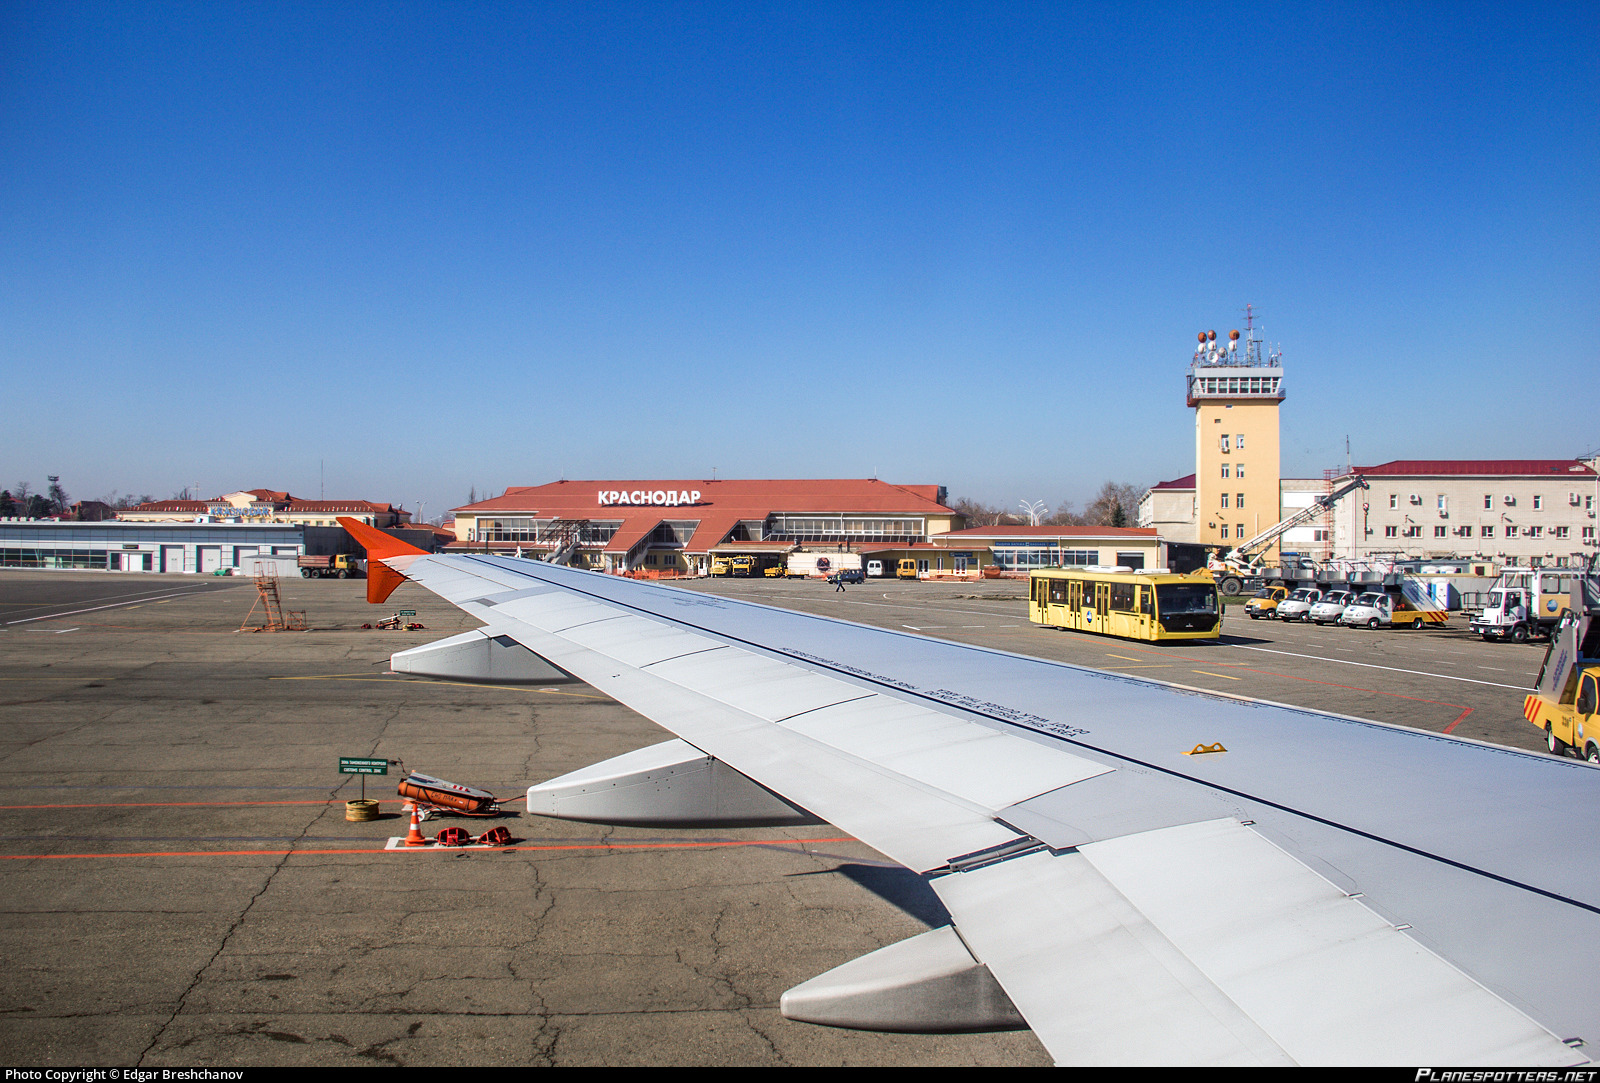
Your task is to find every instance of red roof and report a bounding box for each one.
[1149,474,1196,491]
[456,479,955,555]
[1349,460,1597,478]
[457,478,952,517]
[937,525,1156,539]
[284,499,404,514]
[123,500,208,513]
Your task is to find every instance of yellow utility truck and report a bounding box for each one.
[1523,566,1600,762]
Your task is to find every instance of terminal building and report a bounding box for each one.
[0,520,315,573]
[927,525,1163,574]
[451,479,962,575]
[1,486,423,573]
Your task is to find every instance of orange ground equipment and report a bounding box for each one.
[435,827,472,847]
[395,772,502,818]
[476,827,513,847]
[402,806,429,847]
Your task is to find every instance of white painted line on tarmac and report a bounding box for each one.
[1227,644,1529,690]
[2,588,229,626]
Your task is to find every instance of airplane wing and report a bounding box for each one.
[341,519,1598,1066]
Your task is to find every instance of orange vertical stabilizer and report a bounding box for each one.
[337,517,427,604]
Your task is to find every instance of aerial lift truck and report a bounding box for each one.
[1208,475,1370,595]
[1523,561,1600,761]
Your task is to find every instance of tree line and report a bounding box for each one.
[0,477,166,518]
[950,481,1143,528]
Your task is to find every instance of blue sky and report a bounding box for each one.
[3,2,1596,521]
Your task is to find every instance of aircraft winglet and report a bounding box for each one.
[337,516,427,604]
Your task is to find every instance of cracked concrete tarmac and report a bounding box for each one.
[0,571,1051,1066]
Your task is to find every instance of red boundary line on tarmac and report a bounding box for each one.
[0,838,855,860]
[0,800,364,809]
[0,795,530,810]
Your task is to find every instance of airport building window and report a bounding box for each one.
[1435,526,1447,538]
[1385,526,1398,538]
[1221,465,1229,478]
[767,516,922,543]
[1390,495,1398,509]
[1220,526,1229,539]
[1533,495,1543,510]
[0,548,112,569]
[1220,494,1229,508]
[1484,494,1493,509]
[1237,493,1244,508]
[648,521,697,546]
[1482,525,1495,539]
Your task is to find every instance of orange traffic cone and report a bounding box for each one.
[403,804,429,846]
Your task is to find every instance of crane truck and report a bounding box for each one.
[1207,475,1370,595]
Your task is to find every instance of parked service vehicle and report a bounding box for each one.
[1523,568,1600,760]
[298,554,364,579]
[897,558,919,580]
[1244,586,1289,619]
[785,553,863,579]
[1276,587,1323,622]
[866,560,884,578]
[1308,589,1357,625]
[1340,592,1392,628]
[1339,591,1441,630]
[1471,568,1598,643]
[832,569,865,584]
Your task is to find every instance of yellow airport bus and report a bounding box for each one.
[1029,567,1222,642]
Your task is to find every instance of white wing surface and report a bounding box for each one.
[348,528,1598,1066]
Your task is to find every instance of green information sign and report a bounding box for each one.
[397,610,416,617]
[339,757,389,775]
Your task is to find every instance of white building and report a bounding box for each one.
[1328,459,1600,566]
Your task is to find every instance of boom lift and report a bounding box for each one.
[1208,475,1369,595]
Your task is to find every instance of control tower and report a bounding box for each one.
[1187,308,1284,554]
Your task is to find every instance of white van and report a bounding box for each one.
[1276,587,1323,622]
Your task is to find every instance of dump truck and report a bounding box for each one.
[1523,565,1600,761]
[298,554,364,579]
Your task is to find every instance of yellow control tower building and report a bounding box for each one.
[1187,310,1284,556]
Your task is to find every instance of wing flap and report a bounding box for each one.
[934,819,1579,1066]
